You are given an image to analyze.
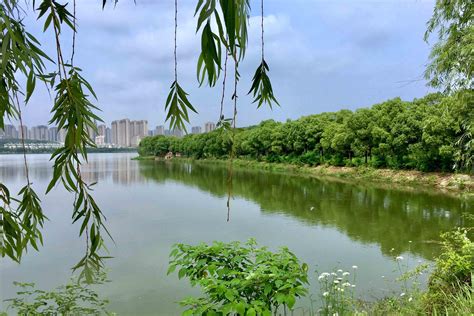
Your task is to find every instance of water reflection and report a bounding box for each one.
[0,154,471,262]
[137,160,471,260]
[0,154,141,186]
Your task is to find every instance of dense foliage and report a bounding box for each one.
[2,276,112,315]
[168,239,308,315]
[425,227,474,313]
[139,92,473,172]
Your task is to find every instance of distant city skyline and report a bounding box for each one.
[0,119,217,147]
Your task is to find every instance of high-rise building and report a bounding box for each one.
[155,125,165,135]
[105,127,112,144]
[2,124,18,139]
[85,122,97,143]
[31,125,48,140]
[118,119,130,147]
[58,128,67,143]
[48,127,58,142]
[111,121,119,145]
[191,126,202,134]
[18,125,28,139]
[129,120,148,147]
[95,135,105,146]
[204,122,216,133]
[97,124,107,137]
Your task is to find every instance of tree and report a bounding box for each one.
[425,0,474,172]
[425,0,473,92]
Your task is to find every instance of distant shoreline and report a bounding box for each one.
[0,148,137,155]
[135,156,474,196]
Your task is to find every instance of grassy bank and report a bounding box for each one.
[136,156,473,196]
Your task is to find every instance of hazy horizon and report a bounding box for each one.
[17,0,435,128]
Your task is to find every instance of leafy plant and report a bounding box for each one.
[248,60,279,109]
[3,275,113,315]
[168,239,309,315]
[425,227,474,313]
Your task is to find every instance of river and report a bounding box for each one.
[0,153,470,315]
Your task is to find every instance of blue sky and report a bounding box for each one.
[20,0,436,129]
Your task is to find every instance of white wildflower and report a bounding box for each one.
[351,284,356,288]
[331,272,337,276]
[400,292,406,297]
[396,256,404,261]
[352,265,358,269]
[318,275,325,281]
[323,291,329,297]
[333,280,340,284]
[342,282,351,287]
[337,269,343,273]
[342,272,350,276]
[408,297,413,302]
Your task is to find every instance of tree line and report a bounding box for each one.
[139,92,473,173]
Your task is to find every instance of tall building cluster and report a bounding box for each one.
[0,124,67,142]
[1,119,148,148]
[1,120,218,147]
[111,119,148,147]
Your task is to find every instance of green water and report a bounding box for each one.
[0,153,471,315]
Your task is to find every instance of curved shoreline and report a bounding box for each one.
[134,156,473,197]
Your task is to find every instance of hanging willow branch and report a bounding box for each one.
[165,0,197,132]
[37,0,109,283]
[0,2,49,262]
[248,0,279,109]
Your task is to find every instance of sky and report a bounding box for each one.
[19,0,437,129]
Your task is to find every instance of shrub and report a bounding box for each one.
[168,239,309,315]
[425,228,474,312]
[3,276,112,315]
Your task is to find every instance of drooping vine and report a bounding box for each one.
[248,0,279,109]
[164,0,197,132]
[1,1,48,262]
[37,0,109,282]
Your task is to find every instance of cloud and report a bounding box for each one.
[18,0,435,129]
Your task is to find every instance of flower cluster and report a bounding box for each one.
[317,266,358,315]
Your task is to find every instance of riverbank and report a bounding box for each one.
[135,156,473,196]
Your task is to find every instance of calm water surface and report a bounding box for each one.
[0,153,471,315]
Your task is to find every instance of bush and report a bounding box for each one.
[425,228,474,313]
[299,151,320,166]
[3,275,112,315]
[168,239,309,315]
